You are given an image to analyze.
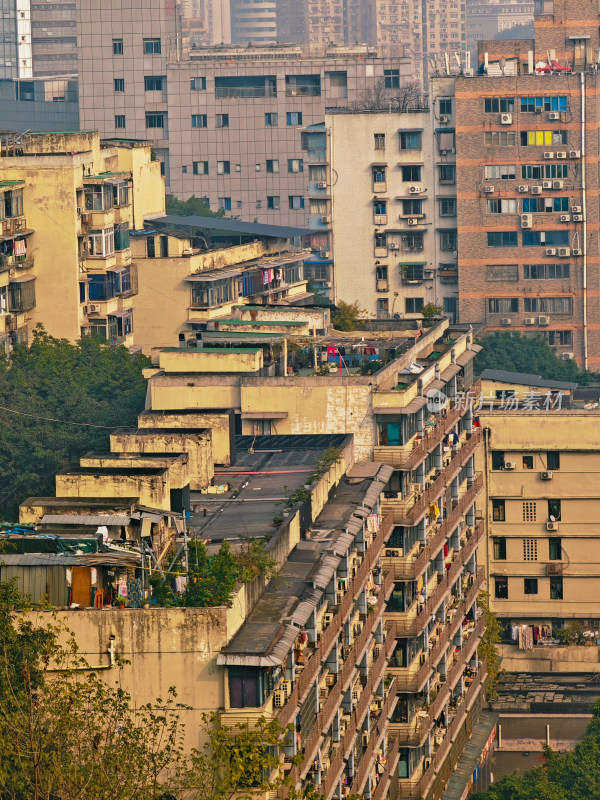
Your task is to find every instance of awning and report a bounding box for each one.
[109,265,127,274]
[371,161,388,166]
[332,531,356,556]
[9,273,36,283]
[241,411,289,419]
[376,396,427,415]
[456,349,476,367]
[217,624,297,667]
[108,308,131,318]
[288,588,321,628]
[426,379,445,392]
[40,514,131,526]
[344,519,363,537]
[313,554,341,590]
[185,269,240,281]
[440,363,461,381]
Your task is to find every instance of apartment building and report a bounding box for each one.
[30,0,77,76]
[455,0,600,368]
[328,98,459,321]
[0,0,32,79]
[466,0,534,60]
[76,0,412,225]
[0,130,164,350]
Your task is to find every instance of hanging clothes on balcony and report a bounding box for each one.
[14,239,26,257]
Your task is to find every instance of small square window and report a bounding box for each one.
[266,159,279,173]
[217,161,230,175]
[547,452,560,470]
[193,161,208,175]
[523,538,538,561]
[492,499,505,521]
[523,455,534,469]
[216,114,229,128]
[113,38,123,55]
[549,537,562,560]
[146,112,164,129]
[267,196,280,210]
[144,76,163,91]
[286,111,303,126]
[218,197,231,212]
[548,499,561,521]
[115,115,126,129]
[192,114,207,128]
[550,576,563,599]
[493,537,507,560]
[114,78,124,92]
[265,112,278,126]
[522,501,536,521]
[494,577,508,599]
[524,578,538,595]
[191,77,206,90]
[288,196,305,210]
[491,451,505,470]
[374,133,385,150]
[143,38,161,54]
[288,158,304,173]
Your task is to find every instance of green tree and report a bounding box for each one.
[477,591,504,700]
[474,332,579,383]
[165,194,225,218]
[332,300,366,331]
[0,326,150,520]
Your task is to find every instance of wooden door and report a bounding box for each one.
[71,566,92,607]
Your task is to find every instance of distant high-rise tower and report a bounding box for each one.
[0,0,32,79]
[30,0,77,76]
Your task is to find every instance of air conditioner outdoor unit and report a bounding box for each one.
[543,152,555,159]
[572,248,582,255]
[548,111,560,120]
[501,317,512,326]
[556,151,567,159]
[500,113,513,124]
[562,352,574,360]
[409,185,421,193]
[572,214,583,221]
[545,247,557,255]
[553,180,564,189]
[521,214,533,228]
[539,471,554,482]
[439,114,449,123]
[385,548,401,557]
[547,563,563,575]
[542,181,552,189]
[557,247,570,257]
[560,214,571,222]
[547,520,559,531]
[517,185,529,193]
[407,218,418,226]
[317,181,327,188]
[321,216,330,223]
[531,186,542,195]
[504,460,516,470]
[463,68,474,76]
[569,150,581,158]
[323,281,332,288]
[484,185,495,193]
[85,303,101,314]
[525,317,536,325]
[538,315,551,325]
[390,242,400,250]
[319,250,329,258]
[571,205,582,213]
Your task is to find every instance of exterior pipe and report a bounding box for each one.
[47,637,116,672]
[581,71,588,370]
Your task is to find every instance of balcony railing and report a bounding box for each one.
[373,379,481,470]
[382,474,483,581]
[215,86,277,98]
[1,217,27,235]
[286,86,321,96]
[381,430,481,526]
[371,733,401,800]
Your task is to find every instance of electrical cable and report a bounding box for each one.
[0,404,123,429]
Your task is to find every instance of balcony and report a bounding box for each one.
[440,268,458,284]
[373,379,481,470]
[371,733,401,800]
[376,278,389,292]
[382,476,483,581]
[2,217,29,237]
[381,431,481,526]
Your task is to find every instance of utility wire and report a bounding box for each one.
[0,404,122,429]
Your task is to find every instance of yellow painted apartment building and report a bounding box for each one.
[0,130,165,353]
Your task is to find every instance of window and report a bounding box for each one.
[88,227,115,257]
[376,297,390,319]
[523,455,534,469]
[400,131,421,150]
[146,237,155,258]
[520,96,567,112]
[550,576,563,599]
[484,164,517,180]
[192,114,207,128]
[404,265,424,281]
[439,198,456,216]
[491,451,505,470]
[402,199,422,216]
[487,231,518,247]
[524,263,570,279]
[488,297,518,313]
[522,230,569,247]
[439,98,452,115]
[265,112,278,126]
[402,232,424,252]
[191,77,206,90]
[524,578,538,594]
[229,670,259,708]
[522,163,569,179]
[523,539,538,561]
[113,38,123,55]
[494,577,508,599]
[216,113,229,128]
[547,451,560,470]
[143,38,161,54]
[486,264,518,281]
[146,112,165,128]
[267,196,280,210]
[493,500,506,522]
[376,264,388,280]
[374,200,387,216]
[84,184,114,212]
[375,233,387,249]
[484,97,515,113]
[484,131,516,147]
[288,158,304,173]
[405,297,424,313]
[402,165,421,181]
[114,78,124,92]
[193,161,208,175]
[373,167,386,183]
[115,115,126,129]
[520,130,567,146]
[288,195,304,210]
[545,330,573,346]
[374,133,385,150]
[266,159,279,173]
[114,222,130,251]
[522,197,569,213]
[487,198,518,214]
[144,76,163,91]
[218,197,231,212]
[524,297,573,314]
[286,112,302,125]
[523,501,537,521]
[548,499,561,521]
[440,230,457,251]
[493,537,507,560]
[384,69,400,88]
[549,537,562,560]
[438,165,456,183]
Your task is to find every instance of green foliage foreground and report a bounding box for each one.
[0,579,321,800]
[0,326,150,520]
[471,700,600,800]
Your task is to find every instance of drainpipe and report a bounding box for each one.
[47,636,116,672]
[580,71,588,370]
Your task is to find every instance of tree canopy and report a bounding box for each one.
[0,326,150,521]
[165,195,225,218]
[474,332,580,383]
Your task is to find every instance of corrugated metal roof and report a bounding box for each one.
[345,518,363,537]
[151,215,309,239]
[480,368,577,390]
[217,624,298,667]
[41,514,131,526]
[440,363,461,381]
[313,554,341,589]
[288,588,321,628]
[455,349,476,368]
[0,551,141,567]
[375,396,427,415]
[332,531,356,556]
